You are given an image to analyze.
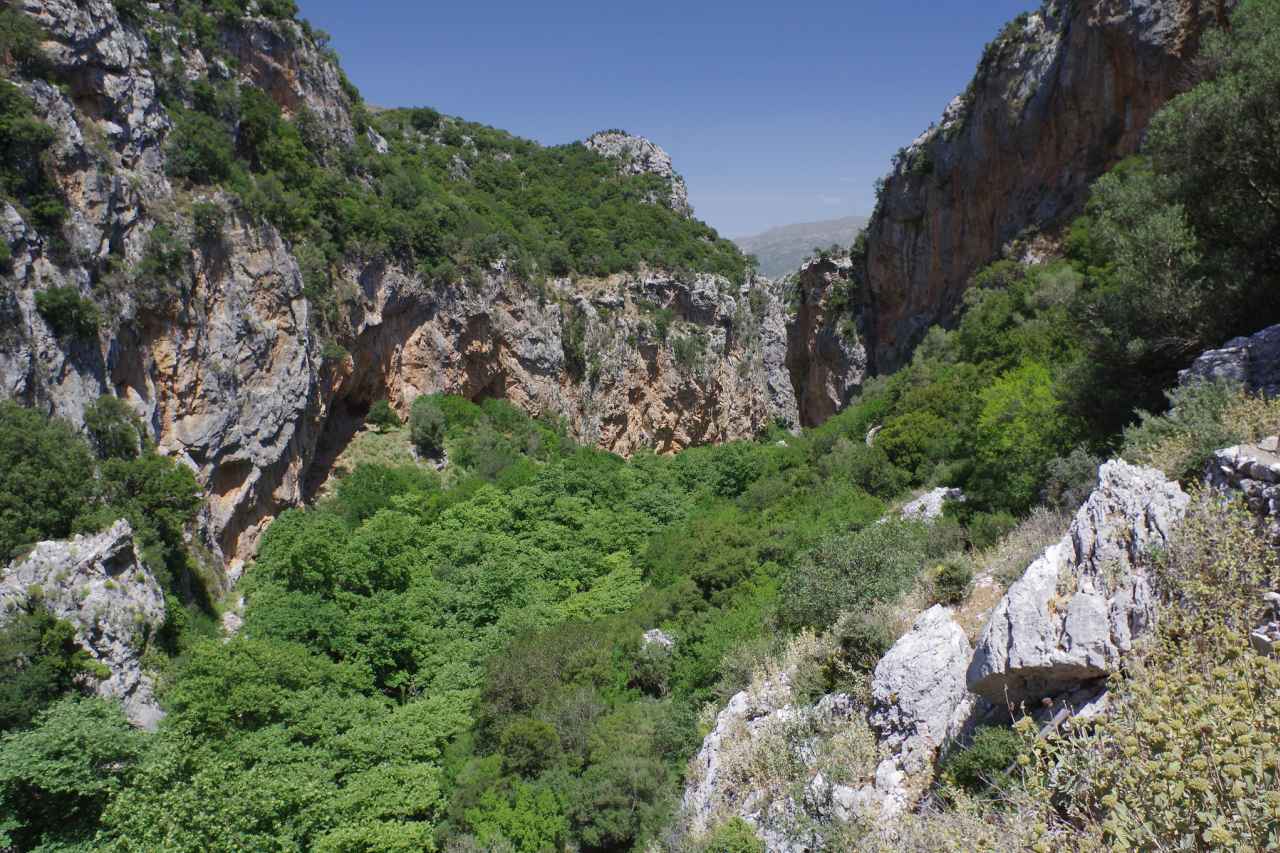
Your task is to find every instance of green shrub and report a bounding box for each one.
[932,557,973,605]
[0,402,96,558]
[82,396,141,460]
[939,725,1022,794]
[190,200,226,242]
[409,394,446,456]
[498,717,560,778]
[1040,446,1100,511]
[1121,378,1246,481]
[34,287,99,339]
[831,609,896,673]
[966,511,1017,550]
[698,817,764,853]
[165,110,236,184]
[780,520,929,630]
[366,399,401,433]
[0,609,100,730]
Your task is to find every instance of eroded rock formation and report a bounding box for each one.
[0,520,166,729]
[782,256,866,426]
[862,0,1229,372]
[0,0,799,573]
[968,460,1189,705]
[584,130,692,215]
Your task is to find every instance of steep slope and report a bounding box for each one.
[861,0,1231,373]
[0,0,798,571]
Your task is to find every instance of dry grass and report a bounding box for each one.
[974,507,1070,589]
[312,425,429,498]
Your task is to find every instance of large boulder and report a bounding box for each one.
[967,461,1188,706]
[1179,324,1280,397]
[849,606,974,817]
[0,520,166,729]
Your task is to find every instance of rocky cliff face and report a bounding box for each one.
[0,520,166,729]
[0,0,799,572]
[861,0,1230,373]
[782,256,866,427]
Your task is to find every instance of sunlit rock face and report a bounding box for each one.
[862,0,1231,374]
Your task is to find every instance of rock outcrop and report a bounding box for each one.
[861,0,1230,373]
[864,606,974,815]
[782,256,867,426]
[1179,323,1280,397]
[0,520,166,729]
[968,460,1188,706]
[584,130,692,215]
[0,0,800,573]
[679,677,861,852]
[1206,438,1280,544]
[899,487,965,522]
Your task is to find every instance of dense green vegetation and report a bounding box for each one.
[1,1,1279,851]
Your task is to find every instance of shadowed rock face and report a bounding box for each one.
[862,0,1230,374]
[0,0,799,573]
[782,257,867,427]
[0,520,166,729]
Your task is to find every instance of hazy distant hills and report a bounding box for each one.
[733,215,869,279]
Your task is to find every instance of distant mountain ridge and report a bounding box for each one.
[734,215,868,279]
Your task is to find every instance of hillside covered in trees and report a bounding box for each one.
[1,0,1280,851]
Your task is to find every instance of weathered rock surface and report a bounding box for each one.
[782,256,867,427]
[1250,592,1280,657]
[968,460,1189,705]
[0,520,166,729]
[584,130,691,215]
[0,0,800,573]
[857,606,975,816]
[679,677,860,852]
[862,0,1230,373]
[1179,323,1280,398]
[900,487,965,522]
[1206,438,1280,544]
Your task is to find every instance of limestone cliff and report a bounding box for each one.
[782,256,866,427]
[861,0,1231,373]
[0,520,166,729]
[0,0,798,573]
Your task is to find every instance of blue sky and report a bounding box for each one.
[295,0,1035,237]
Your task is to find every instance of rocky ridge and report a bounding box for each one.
[0,520,166,729]
[678,457,1200,849]
[0,0,799,572]
[584,130,692,215]
[860,0,1230,373]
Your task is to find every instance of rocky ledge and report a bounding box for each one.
[0,520,166,729]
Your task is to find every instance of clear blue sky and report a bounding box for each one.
[295,0,1035,237]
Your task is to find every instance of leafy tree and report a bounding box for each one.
[0,402,96,559]
[410,393,447,456]
[34,286,99,338]
[970,361,1073,513]
[83,396,142,460]
[0,609,101,731]
[367,399,401,433]
[0,697,144,850]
